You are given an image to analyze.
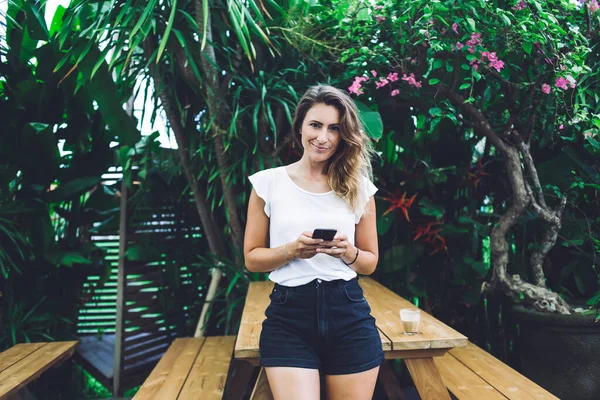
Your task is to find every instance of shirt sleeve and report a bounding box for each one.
[355,175,378,224]
[248,169,273,217]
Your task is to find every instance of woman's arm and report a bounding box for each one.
[243,189,323,272]
[342,196,379,275]
[315,196,379,275]
[243,189,286,272]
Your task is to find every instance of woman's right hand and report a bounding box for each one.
[289,231,324,259]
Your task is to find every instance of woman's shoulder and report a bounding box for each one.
[249,165,285,179]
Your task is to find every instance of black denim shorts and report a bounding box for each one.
[259,276,385,375]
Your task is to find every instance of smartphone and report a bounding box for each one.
[312,229,337,241]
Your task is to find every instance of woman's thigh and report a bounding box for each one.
[325,365,380,400]
[266,366,320,400]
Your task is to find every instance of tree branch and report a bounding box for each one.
[438,86,509,155]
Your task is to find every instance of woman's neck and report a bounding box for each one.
[294,156,328,179]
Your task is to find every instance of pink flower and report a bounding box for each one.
[391,89,400,97]
[466,32,482,46]
[348,76,368,95]
[452,23,459,34]
[375,15,386,23]
[348,82,362,95]
[542,84,551,94]
[490,60,504,72]
[371,70,378,77]
[455,42,464,50]
[402,73,422,88]
[588,0,599,13]
[374,5,384,10]
[376,78,390,89]
[387,72,399,82]
[555,77,569,90]
[513,1,526,10]
[559,124,564,130]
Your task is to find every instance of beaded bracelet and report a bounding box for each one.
[343,248,360,266]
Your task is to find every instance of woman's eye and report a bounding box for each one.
[310,123,320,128]
[330,126,339,132]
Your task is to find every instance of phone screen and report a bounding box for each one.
[312,229,337,241]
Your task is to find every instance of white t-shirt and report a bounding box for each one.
[248,166,378,286]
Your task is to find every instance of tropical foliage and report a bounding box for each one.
[1,0,599,396]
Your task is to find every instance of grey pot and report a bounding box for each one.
[512,304,600,400]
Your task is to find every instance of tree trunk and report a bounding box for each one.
[143,37,227,337]
[439,87,571,314]
[195,1,245,258]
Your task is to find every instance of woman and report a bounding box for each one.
[243,85,383,400]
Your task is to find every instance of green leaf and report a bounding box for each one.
[429,107,443,117]
[201,0,209,50]
[459,83,471,90]
[49,252,92,267]
[466,17,476,32]
[418,198,445,218]
[23,2,49,41]
[429,78,440,85]
[49,5,67,37]
[78,47,140,146]
[523,42,533,55]
[157,0,177,63]
[354,101,384,140]
[47,177,102,202]
[381,245,425,272]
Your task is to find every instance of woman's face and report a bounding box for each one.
[300,103,341,163]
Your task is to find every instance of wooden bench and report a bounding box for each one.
[133,336,235,399]
[0,341,79,399]
[435,341,558,399]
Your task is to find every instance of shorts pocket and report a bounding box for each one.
[342,284,366,303]
[269,287,289,305]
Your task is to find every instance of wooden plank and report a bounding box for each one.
[249,367,273,400]
[133,338,190,399]
[124,345,169,365]
[404,358,451,400]
[384,348,448,360]
[0,341,78,399]
[360,277,467,351]
[435,352,507,400]
[0,344,47,374]
[378,328,392,351]
[178,336,235,400]
[153,338,205,398]
[234,281,273,360]
[449,342,559,400]
[76,335,115,379]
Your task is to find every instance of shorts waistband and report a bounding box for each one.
[274,277,358,291]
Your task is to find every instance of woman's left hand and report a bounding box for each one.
[317,232,352,259]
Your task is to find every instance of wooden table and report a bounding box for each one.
[234,277,467,400]
[0,341,79,399]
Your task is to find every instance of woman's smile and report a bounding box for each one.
[310,141,332,153]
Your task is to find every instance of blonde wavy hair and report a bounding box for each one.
[292,85,375,212]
